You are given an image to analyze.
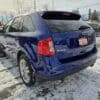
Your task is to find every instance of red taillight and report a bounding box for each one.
[37,38,55,55]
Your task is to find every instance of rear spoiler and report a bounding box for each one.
[41,11,81,20]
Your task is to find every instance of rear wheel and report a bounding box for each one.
[19,54,36,86]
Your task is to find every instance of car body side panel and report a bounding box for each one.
[35,45,97,79]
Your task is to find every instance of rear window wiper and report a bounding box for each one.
[79,26,90,30]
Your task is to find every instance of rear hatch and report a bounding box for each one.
[41,11,95,60]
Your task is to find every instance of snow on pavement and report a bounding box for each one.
[0,49,100,100]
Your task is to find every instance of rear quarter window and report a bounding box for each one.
[22,16,35,32]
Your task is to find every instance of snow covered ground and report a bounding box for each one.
[0,48,100,100]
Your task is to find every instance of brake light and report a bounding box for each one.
[37,38,55,55]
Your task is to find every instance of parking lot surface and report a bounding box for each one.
[0,48,100,100]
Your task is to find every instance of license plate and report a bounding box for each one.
[78,37,88,46]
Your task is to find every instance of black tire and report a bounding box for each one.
[0,48,6,57]
[18,54,36,86]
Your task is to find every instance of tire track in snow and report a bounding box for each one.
[0,57,22,92]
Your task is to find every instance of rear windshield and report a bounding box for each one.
[42,11,81,20]
[44,20,90,33]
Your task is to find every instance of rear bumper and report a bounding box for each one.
[36,47,97,80]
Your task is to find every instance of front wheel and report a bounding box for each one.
[19,54,36,86]
[0,48,6,58]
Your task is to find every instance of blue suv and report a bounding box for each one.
[0,11,97,86]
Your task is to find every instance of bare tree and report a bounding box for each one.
[43,4,49,11]
[52,0,54,10]
[72,8,80,14]
[14,0,25,14]
[34,0,37,11]
[88,8,92,20]
[91,10,98,21]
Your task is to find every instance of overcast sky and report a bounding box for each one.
[0,0,100,14]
